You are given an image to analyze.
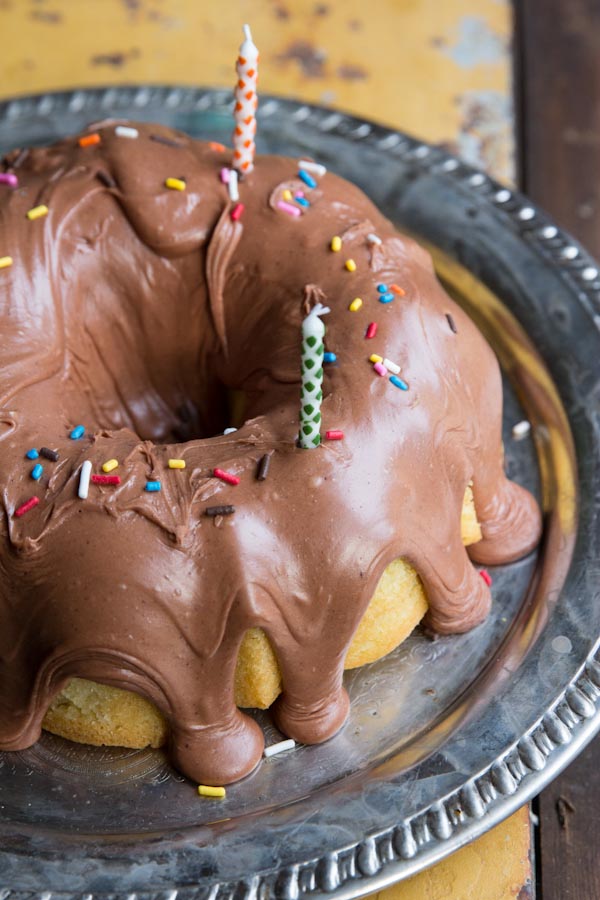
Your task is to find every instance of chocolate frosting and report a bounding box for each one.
[0,122,541,785]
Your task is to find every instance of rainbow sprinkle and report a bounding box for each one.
[14,496,39,518]
[70,425,85,440]
[26,448,39,460]
[0,256,13,269]
[145,481,161,492]
[390,375,409,391]
[27,205,48,221]
[345,259,357,272]
[168,459,186,469]
[298,169,317,189]
[165,177,186,191]
[0,173,18,187]
[115,125,139,139]
[330,236,342,252]
[298,159,326,177]
[78,460,92,499]
[348,298,362,312]
[277,200,301,217]
[31,463,43,481]
[198,785,226,798]
[102,459,119,473]
[78,133,101,148]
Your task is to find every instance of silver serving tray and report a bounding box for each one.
[0,87,598,898]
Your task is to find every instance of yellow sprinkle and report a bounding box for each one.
[101,459,119,473]
[0,256,13,269]
[198,784,226,798]
[349,298,363,312]
[345,259,357,272]
[282,189,293,202]
[27,205,48,221]
[369,354,383,364]
[165,177,186,191]
[168,459,186,469]
[330,235,342,252]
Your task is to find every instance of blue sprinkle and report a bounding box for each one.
[390,375,409,391]
[376,284,388,293]
[298,168,317,189]
[31,463,44,480]
[145,480,161,492]
[70,425,85,440]
[294,195,310,208]
[26,448,39,460]
[323,352,337,364]
[379,292,395,304]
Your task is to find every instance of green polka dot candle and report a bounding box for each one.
[299,303,330,449]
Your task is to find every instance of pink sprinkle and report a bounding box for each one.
[295,190,305,198]
[277,200,302,217]
[479,569,493,587]
[325,430,344,441]
[14,496,39,518]
[0,173,18,187]
[213,467,240,486]
[366,322,378,339]
[220,167,230,184]
[231,202,244,221]
[373,362,387,377]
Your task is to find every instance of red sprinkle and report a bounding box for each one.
[479,569,493,587]
[325,430,344,441]
[231,202,245,221]
[390,284,406,296]
[14,496,39,518]
[365,322,378,339]
[213,467,240,486]
[91,474,121,485]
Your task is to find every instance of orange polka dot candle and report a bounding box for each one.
[232,25,258,175]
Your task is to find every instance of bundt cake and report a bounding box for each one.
[0,121,542,786]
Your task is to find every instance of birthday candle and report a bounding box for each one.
[232,25,259,175]
[299,303,330,449]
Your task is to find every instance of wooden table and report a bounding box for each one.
[3,1,596,896]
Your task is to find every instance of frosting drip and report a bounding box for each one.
[0,123,541,784]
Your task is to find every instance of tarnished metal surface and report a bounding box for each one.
[0,88,597,897]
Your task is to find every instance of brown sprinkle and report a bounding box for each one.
[205,505,235,517]
[96,170,116,188]
[256,453,272,481]
[40,447,59,462]
[150,133,184,148]
[446,313,457,334]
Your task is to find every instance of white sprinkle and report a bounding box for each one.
[78,460,92,499]
[298,159,327,177]
[383,358,401,375]
[264,739,296,758]
[223,427,237,435]
[115,125,139,139]
[228,169,239,202]
[512,420,531,440]
[367,233,382,245]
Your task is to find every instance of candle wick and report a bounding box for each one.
[243,24,252,42]
[310,302,330,318]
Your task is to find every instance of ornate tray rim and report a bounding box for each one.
[0,86,599,899]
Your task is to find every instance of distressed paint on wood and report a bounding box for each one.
[0,0,513,181]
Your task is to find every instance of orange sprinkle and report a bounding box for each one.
[390,284,406,296]
[79,133,101,148]
[209,141,226,152]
